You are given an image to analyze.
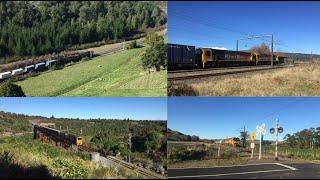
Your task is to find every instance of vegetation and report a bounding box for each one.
[179,62,320,96]
[0,135,143,178]
[16,47,167,96]
[0,81,25,97]
[0,111,167,173]
[264,127,320,160]
[167,129,200,142]
[0,1,166,63]
[142,33,167,71]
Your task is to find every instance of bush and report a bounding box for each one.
[141,33,167,71]
[126,41,138,49]
[0,81,26,97]
[52,159,88,179]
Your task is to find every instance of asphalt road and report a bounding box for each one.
[168,162,320,179]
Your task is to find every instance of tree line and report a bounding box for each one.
[0,1,166,58]
[284,127,320,149]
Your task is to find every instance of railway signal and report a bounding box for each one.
[270,118,283,161]
[256,123,266,160]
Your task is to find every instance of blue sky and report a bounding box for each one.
[168,97,320,141]
[168,1,320,54]
[0,98,167,120]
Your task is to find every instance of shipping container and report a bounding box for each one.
[46,60,57,67]
[24,65,35,73]
[35,62,46,71]
[11,68,24,76]
[0,71,11,80]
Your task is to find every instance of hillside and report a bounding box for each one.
[15,47,167,97]
[0,135,143,178]
[0,1,166,64]
[167,128,200,142]
[0,111,167,174]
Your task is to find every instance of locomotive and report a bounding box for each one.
[168,43,286,70]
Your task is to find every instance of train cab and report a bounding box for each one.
[200,48,214,68]
[76,137,83,145]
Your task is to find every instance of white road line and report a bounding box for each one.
[169,169,292,179]
[276,163,297,170]
[169,163,285,170]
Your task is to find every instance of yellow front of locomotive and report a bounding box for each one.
[201,48,214,68]
[76,137,83,146]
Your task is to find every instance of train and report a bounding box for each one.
[0,51,93,81]
[168,43,286,70]
[33,124,83,147]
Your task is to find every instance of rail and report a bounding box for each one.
[78,145,166,179]
[168,65,295,81]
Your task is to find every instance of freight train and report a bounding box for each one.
[168,43,286,70]
[33,123,83,147]
[0,51,93,81]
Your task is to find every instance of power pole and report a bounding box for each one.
[128,133,132,163]
[275,118,278,160]
[236,40,239,52]
[271,34,274,67]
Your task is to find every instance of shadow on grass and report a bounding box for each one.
[0,151,56,179]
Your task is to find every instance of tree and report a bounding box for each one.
[141,33,167,71]
[250,43,270,55]
[0,81,26,97]
[240,127,249,148]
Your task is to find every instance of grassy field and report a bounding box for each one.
[0,135,142,179]
[171,63,320,96]
[168,141,319,168]
[15,47,167,97]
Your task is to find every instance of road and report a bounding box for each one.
[168,162,320,179]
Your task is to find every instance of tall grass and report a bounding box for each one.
[188,63,320,96]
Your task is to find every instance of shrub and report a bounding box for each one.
[127,40,138,49]
[0,81,26,97]
[141,33,167,71]
[52,158,88,179]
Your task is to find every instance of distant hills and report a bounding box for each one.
[167,128,201,141]
[282,52,320,61]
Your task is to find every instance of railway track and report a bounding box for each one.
[168,65,295,81]
[78,145,166,179]
[168,65,272,74]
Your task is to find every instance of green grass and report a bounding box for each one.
[0,135,143,179]
[16,47,167,97]
[266,146,320,160]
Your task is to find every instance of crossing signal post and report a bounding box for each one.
[256,123,266,160]
[270,118,283,161]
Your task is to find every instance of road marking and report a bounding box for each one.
[169,162,287,170]
[169,169,293,179]
[276,163,297,170]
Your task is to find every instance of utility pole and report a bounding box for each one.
[218,140,222,158]
[271,34,274,67]
[236,40,239,52]
[128,133,132,163]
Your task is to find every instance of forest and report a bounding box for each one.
[0,1,166,60]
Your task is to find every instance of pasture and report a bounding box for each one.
[16,47,167,97]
